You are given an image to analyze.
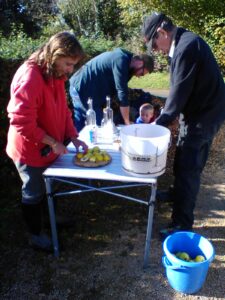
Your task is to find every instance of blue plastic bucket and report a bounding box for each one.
[162,231,215,294]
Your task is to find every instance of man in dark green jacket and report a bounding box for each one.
[142,12,225,238]
[69,48,154,131]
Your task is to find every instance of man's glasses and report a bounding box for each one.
[152,32,159,50]
[145,30,160,54]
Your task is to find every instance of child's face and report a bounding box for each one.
[140,109,154,123]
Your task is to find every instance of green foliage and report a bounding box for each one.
[0,23,126,61]
[0,24,43,59]
[117,0,225,32]
[57,0,96,36]
[79,35,126,58]
[116,0,147,28]
[57,0,124,39]
[116,0,225,74]
[39,16,71,39]
[2,0,224,73]
[0,20,78,60]
[19,0,59,29]
[0,0,59,37]
[96,0,124,39]
[203,16,225,73]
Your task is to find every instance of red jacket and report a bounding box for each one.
[6,62,78,167]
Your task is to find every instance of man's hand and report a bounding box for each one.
[120,106,130,125]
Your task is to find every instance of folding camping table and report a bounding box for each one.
[43,127,158,268]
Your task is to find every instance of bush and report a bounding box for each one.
[0,25,43,60]
[0,58,23,179]
[204,16,225,75]
[79,35,126,59]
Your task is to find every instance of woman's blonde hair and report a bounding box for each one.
[28,31,85,79]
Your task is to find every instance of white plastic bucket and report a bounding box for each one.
[120,124,171,177]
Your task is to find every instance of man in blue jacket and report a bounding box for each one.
[142,12,225,238]
[69,48,154,131]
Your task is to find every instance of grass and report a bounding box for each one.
[129,72,170,89]
[129,72,225,90]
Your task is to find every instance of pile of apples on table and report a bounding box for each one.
[76,146,111,163]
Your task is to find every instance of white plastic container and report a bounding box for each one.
[120,124,171,177]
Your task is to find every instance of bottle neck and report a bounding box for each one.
[86,98,96,126]
[106,96,111,109]
[87,98,93,110]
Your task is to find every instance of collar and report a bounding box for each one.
[168,27,178,58]
[169,40,175,58]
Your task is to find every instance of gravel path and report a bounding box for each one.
[0,124,224,300]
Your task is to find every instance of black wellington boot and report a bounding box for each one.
[21,203,52,252]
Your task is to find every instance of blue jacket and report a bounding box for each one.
[156,27,225,137]
[70,48,133,111]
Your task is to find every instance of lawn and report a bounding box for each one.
[129,72,170,89]
[129,71,224,90]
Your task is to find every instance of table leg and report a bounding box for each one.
[45,177,59,257]
[143,181,157,268]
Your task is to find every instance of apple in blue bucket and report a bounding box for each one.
[174,252,206,262]
[194,255,205,262]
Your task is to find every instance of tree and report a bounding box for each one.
[57,0,96,36]
[95,0,123,38]
[116,0,225,72]
[20,0,59,34]
[0,0,36,35]
[57,0,123,38]
[0,0,58,36]
[116,0,225,36]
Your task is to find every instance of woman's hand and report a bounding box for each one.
[71,137,88,153]
[51,141,69,155]
[42,135,69,155]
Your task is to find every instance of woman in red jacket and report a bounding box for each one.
[6,32,88,251]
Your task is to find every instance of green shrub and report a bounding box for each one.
[79,35,126,58]
[204,16,225,74]
[0,25,43,59]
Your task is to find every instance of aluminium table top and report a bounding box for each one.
[43,148,156,184]
[43,125,157,183]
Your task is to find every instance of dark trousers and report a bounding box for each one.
[171,129,214,229]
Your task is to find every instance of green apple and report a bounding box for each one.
[175,251,190,261]
[194,255,205,262]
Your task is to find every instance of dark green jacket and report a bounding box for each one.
[69,48,133,111]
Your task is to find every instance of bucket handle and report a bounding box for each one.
[162,256,188,270]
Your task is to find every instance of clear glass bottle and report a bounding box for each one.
[101,96,113,126]
[105,96,113,124]
[101,109,107,127]
[86,97,96,126]
[100,96,114,144]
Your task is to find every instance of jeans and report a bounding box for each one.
[69,87,87,132]
[171,125,219,229]
[15,162,47,205]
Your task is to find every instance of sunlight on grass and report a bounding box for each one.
[129,72,170,89]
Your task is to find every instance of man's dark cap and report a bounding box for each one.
[142,12,166,42]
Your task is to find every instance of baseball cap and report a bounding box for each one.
[142,12,165,50]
